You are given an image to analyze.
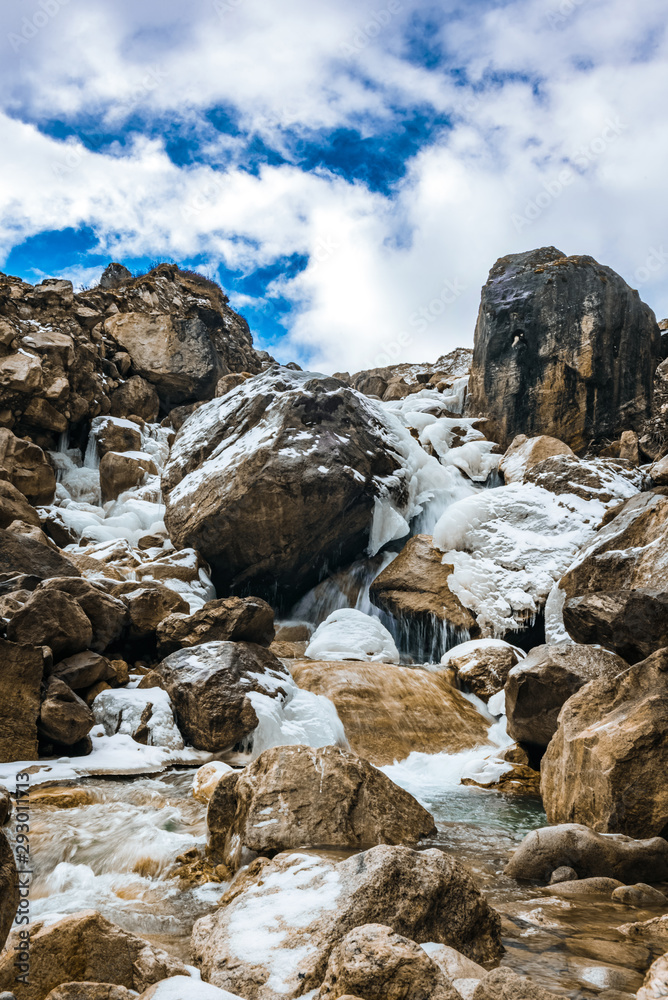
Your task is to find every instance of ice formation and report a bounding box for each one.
[304,607,400,662]
[93,687,184,749]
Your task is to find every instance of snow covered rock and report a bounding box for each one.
[291,660,489,766]
[505,642,626,747]
[153,640,293,751]
[191,845,503,999]
[505,824,668,883]
[468,247,661,451]
[541,648,668,837]
[316,923,459,1000]
[93,687,184,750]
[432,483,606,637]
[523,454,644,503]
[162,368,451,603]
[193,761,235,803]
[638,954,668,1000]
[138,978,245,1000]
[89,416,143,458]
[499,434,574,483]
[206,744,436,867]
[440,639,524,700]
[305,608,400,663]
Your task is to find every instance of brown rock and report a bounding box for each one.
[467,248,661,452]
[0,480,41,529]
[39,677,95,747]
[23,398,68,434]
[619,429,640,464]
[90,416,142,457]
[505,824,668,882]
[45,984,136,1000]
[99,451,157,503]
[611,883,668,907]
[192,844,503,998]
[155,640,292,751]
[0,786,11,825]
[638,954,668,1000]
[215,372,251,397]
[37,578,129,654]
[207,744,436,867]
[546,875,623,898]
[0,830,19,953]
[109,376,160,422]
[499,433,574,483]
[112,582,189,639]
[650,453,668,485]
[290,660,489,766]
[541,648,668,837]
[472,967,561,1000]
[369,534,478,636]
[0,910,188,1000]
[563,589,668,663]
[156,595,275,657]
[0,529,80,582]
[523,454,644,503]
[0,428,56,504]
[441,639,523,699]
[505,642,626,747]
[316,923,459,1000]
[0,638,46,761]
[51,651,116,690]
[8,590,93,659]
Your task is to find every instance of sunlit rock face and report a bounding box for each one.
[468,247,661,452]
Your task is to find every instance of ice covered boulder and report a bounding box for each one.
[162,368,450,603]
[432,483,606,637]
[191,845,503,998]
[316,924,459,1000]
[206,744,436,867]
[541,648,668,837]
[638,955,668,1000]
[89,415,143,458]
[305,608,400,663]
[504,642,626,747]
[440,639,524,700]
[93,687,184,750]
[193,761,235,803]
[499,434,574,483]
[468,247,661,451]
[290,660,489,766]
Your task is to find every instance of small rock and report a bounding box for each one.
[192,761,234,803]
[39,677,95,747]
[51,651,116,691]
[547,877,624,898]
[472,967,562,999]
[549,866,578,884]
[612,883,668,907]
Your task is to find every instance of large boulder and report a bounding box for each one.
[108,376,160,422]
[290,660,489,765]
[505,824,668,882]
[316,924,459,1000]
[207,744,436,867]
[37,578,129,653]
[0,830,18,953]
[499,434,574,482]
[99,450,157,503]
[0,479,41,529]
[7,589,93,659]
[541,648,668,836]
[304,608,400,663]
[0,911,188,1000]
[38,677,95,747]
[156,596,275,657]
[154,640,292,751]
[0,528,80,582]
[51,651,117,690]
[0,638,46,761]
[162,368,435,603]
[111,581,189,639]
[504,642,626,747]
[467,247,661,451]
[563,589,668,663]
[440,638,523,700]
[192,845,503,999]
[0,428,56,504]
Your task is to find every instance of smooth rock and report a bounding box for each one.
[99,451,157,503]
[192,844,503,999]
[541,648,668,836]
[0,480,41,529]
[51,651,116,690]
[549,866,578,884]
[207,744,436,867]
[505,824,668,882]
[154,640,292,751]
[156,595,275,657]
[467,247,661,451]
[0,638,46,761]
[611,883,668,907]
[290,660,489,766]
[505,642,626,747]
[547,877,624,898]
[8,589,93,659]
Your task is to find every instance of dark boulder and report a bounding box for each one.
[564,589,668,663]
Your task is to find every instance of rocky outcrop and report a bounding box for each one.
[504,642,626,747]
[7,589,93,659]
[162,368,427,603]
[154,640,291,751]
[156,595,275,657]
[441,638,523,700]
[0,910,188,1000]
[0,638,46,761]
[505,824,668,882]
[0,528,80,582]
[499,434,575,482]
[0,830,18,953]
[192,845,503,998]
[207,744,436,866]
[316,924,459,1000]
[468,248,661,451]
[368,533,478,636]
[563,589,668,663]
[290,660,489,765]
[541,648,668,836]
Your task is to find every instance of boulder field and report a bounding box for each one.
[0,252,667,1000]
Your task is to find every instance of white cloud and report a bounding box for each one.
[0,0,667,371]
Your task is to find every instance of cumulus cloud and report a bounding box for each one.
[1,0,667,370]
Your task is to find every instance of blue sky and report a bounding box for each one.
[1,0,667,371]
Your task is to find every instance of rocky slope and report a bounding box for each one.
[0,249,667,1000]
